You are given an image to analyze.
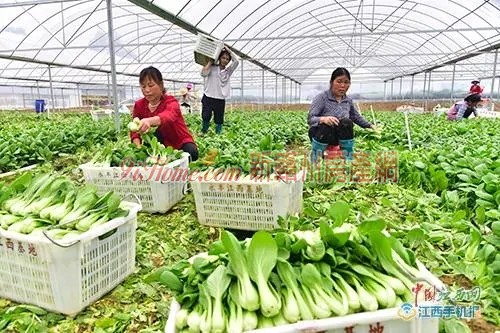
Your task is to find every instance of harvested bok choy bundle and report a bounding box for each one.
[0,172,129,238]
[91,131,183,167]
[146,216,433,332]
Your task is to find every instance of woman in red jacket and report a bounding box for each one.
[469,79,483,95]
[130,66,198,161]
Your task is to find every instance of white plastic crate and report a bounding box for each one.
[0,201,141,316]
[90,109,113,121]
[194,33,224,65]
[396,105,425,114]
[191,171,304,230]
[165,263,444,333]
[80,153,190,213]
[474,108,500,118]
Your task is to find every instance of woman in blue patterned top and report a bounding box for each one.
[308,67,375,162]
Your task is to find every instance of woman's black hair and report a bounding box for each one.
[464,93,481,103]
[139,66,165,93]
[218,49,232,62]
[330,67,351,82]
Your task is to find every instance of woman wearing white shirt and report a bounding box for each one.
[200,47,239,135]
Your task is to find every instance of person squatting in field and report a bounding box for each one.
[130,66,199,161]
[307,67,377,163]
[447,93,482,121]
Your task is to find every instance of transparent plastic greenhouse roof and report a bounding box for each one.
[0,0,499,88]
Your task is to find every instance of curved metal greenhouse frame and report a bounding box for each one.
[0,0,499,110]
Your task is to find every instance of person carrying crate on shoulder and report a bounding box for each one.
[308,67,378,163]
[130,66,199,161]
[200,46,239,135]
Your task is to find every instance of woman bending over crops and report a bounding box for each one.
[130,66,198,161]
[200,46,239,135]
[447,93,481,121]
[307,67,376,163]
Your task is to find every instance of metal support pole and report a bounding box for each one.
[107,73,111,107]
[497,77,500,101]
[399,77,403,100]
[422,71,427,101]
[275,74,278,105]
[451,63,456,102]
[61,88,64,109]
[410,75,415,101]
[36,81,40,100]
[490,49,498,101]
[283,78,286,104]
[282,78,285,104]
[298,83,301,103]
[106,0,120,131]
[76,83,80,107]
[48,65,55,116]
[390,79,394,100]
[426,71,432,111]
[293,82,299,104]
[240,59,244,104]
[383,81,387,101]
[289,79,293,105]
[261,68,265,110]
[427,71,432,99]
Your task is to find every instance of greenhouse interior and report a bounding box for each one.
[0,0,499,332]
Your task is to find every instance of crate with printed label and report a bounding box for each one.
[164,259,444,333]
[191,170,305,230]
[80,153,190,213]
[0,202,141,316]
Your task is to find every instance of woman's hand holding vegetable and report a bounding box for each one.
[370,124,383,134]
[320,116,340,126]
[138,116,160,133]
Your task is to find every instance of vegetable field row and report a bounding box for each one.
[0,109,498,333]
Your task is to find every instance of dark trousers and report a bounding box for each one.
[154,130,199,162]
[182,142,198,162]
[201,95,225,124]
[308,118,354,145]
[463,107,475,119]
[181,102,191,113]
[225,228,255,241]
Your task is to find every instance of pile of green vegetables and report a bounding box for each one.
[92,131,184,167]
[0,112,119,173]
[191,133,304,180]
[0,172,129,238]
[149,217,428,332]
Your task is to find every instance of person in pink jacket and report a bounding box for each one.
[447,93,481,121]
